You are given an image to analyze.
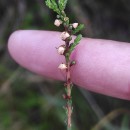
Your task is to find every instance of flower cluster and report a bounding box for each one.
[54,19,78,29]
[55,20,79,70]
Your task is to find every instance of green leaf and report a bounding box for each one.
[69,34,82,53]
[63,0,68,10]
[45,0,60,14]
[74,34,82,44]
[72,24,84,34]
[45,0,52,8]
[58,0,68,11]
[51,0,58,10]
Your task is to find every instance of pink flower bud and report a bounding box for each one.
[61,32,70,40]
[57,45,66,55]
[72,23,78,28]
[58,63,67,70]
[54,19,62,27]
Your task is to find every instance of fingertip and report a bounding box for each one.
[8,30,26,60]
[8,30,19,54]
[7,30,65,80]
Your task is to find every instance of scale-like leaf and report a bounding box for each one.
[58,0,68,11]
[45,0,52,8]
[72,24,84,34]
[69,34,82,53]
[51,0,58,9]
[45,0,60,14]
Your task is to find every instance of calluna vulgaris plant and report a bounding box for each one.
[45,0,84,129]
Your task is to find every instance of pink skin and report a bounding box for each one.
[8,30,130,100]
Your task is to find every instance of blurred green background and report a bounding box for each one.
[0,0,130,130]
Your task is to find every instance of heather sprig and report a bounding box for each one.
[45,0,84,129]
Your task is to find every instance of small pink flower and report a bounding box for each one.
[72,23,78,28]
[61,32,70,40]
[58,63,67,70]
[57,45,66,55]
[54,19,62,27]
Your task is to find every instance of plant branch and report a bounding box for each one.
[45,0,84,129]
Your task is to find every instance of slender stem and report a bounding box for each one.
[64,37,73,130]
[66,62,72,129]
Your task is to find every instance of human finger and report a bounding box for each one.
[8,30,130,100]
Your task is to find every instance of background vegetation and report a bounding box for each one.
[0,0,130,130]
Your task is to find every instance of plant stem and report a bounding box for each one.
[65,39,73,130]
[66,62,72,129]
